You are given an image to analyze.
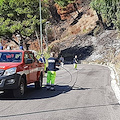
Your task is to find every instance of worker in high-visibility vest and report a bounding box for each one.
[73,55,78,69]
[46,52,58,91]
[59,55,64,67]
[39,54,46,72]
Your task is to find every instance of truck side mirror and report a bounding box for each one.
[26,59,33,64]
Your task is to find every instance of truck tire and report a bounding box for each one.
[13,78,25,98]
[35,74,43,89]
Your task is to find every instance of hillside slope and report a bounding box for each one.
[49,1,119,62]
[49,1,120,81]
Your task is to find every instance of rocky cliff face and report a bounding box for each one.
[49,1,120,71]
[50,0,98,50]
[55,0,91,20]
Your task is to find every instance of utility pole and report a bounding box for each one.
[45,21,50,51]
[39,0,42,53]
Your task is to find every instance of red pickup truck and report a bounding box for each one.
[0,49,44,98]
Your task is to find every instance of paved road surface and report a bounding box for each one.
[0,64,120,120]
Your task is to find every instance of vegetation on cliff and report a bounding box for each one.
[90,0,120,30]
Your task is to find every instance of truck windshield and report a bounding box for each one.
[0,52,22,62]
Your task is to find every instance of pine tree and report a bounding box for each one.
[90,0,120,30]
[0,0,50,47]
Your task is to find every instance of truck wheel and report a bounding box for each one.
[13,78,25,98]
[35,74,43,89]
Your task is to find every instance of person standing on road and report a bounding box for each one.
[46,52,58,91]
[59,55,64,67]
[73,55,78,69]
[39,54,46,72]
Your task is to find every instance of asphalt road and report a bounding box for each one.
[0,64,120,120]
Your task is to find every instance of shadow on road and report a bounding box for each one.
[0,85,71,100]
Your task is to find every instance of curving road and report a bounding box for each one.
[0,64,120,120]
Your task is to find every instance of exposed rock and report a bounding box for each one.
[55,0,91,20]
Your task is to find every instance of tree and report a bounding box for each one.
[0,0,50,49]
[90,0,106,28]
[54,0,74,7]
[90,0,120,30]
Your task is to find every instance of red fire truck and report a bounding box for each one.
[0,49,44,98]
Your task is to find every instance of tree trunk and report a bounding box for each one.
[96,11,104,26]
[96,10,107,29]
